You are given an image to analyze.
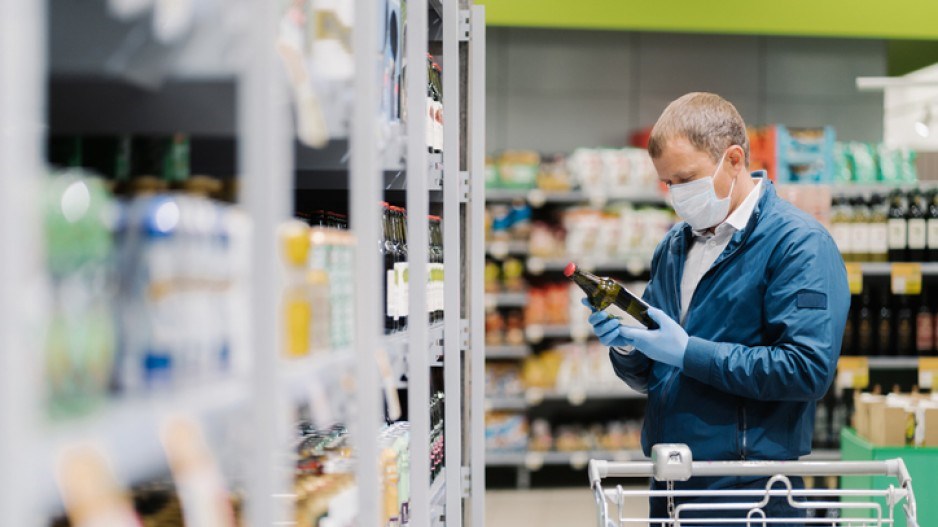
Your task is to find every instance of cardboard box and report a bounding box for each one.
[867,398,909,447]
[852,393,883,440]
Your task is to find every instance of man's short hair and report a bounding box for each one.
[647,92,750,166]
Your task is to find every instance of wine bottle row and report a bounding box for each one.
[381,203,445,334]
[831,189,938,263]
[843,285,938,357]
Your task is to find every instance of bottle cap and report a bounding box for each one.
[563,262,577,277]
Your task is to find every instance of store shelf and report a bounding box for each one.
[385,322,446,381]
[857,262,938,275]
[866,356,922,369]
[831,182,938,197]
[532,257,650,275]
[486,449,646,468]
[485,188,667,206]
[281,351,355,404]
[525,323,594,343]
[486,291,528,308]
[40,376,251,509]
[486,345,530,359]
[485,240,529,257]
[486,388,645,410]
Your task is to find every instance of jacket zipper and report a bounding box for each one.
[738,404,748,459]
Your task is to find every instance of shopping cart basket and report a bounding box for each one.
[588,444,918,527]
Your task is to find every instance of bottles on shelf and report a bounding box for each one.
[379,204,444,334]
[279,216,355,357]
[42,136,250,418]
[430,391,445,481]
[379,422,411,527]
[426,54,444,154]
[832,189,938,263]
[842,284,938,357]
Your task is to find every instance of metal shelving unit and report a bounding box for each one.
[485,189,667,206]
[486,389,645,411]
[0,0,486,525]
[858,262,938,275]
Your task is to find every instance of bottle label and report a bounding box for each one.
[426,99,435,149]
[387,269,398,318]
[918,312,934,352]
[850,223,870,254]
[928,219,938,250]
[396,262,409,317]
[909,219,927,250]
[869,223,888,255]
[888,219,908,250]
[831,224,851,254]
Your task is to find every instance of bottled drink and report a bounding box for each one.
[849,197,871,262]
[830,196,852,261]
[887,190,908,262]
[382,203,398,333]
[877,289,893,356]
[927,190,938,262]
[564,263,658,329]
[857,289,874,356]
[842,294,857,356]
[916,287,934,356]
[428,216,444,323]
[868,194,889,263]
[907,190,927,262]
[392,206,409,330]
[896,294,914,356]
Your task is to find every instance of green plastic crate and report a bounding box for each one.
[840,427,937,527]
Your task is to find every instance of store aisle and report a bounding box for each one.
[486,487,648,527]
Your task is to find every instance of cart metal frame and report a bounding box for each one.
[588,444,918,527]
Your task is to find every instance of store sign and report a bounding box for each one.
[837,356,870,389]
[891,263,922,295]
[919,358,938,389]
[845,263,863,294]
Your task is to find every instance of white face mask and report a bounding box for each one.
[669,153,736,231]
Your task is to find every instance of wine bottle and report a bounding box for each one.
[877,289,893,356]
[564,263,658,329]
[907,190,927,262]
[849,197,871,263]
[896,294,914,356]
[916,286,934,356]
[887,190,908,262]
[383,203,398,333]
[868,194,889,263]
[842,293,857,356]
[857,289,874,356]
[927,190,938,262]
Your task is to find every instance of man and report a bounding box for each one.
[585,92,849,525]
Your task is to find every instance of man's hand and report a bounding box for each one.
[583,298,688,369]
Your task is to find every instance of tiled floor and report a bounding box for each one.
[486,487,648,527]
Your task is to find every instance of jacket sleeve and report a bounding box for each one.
[608,236,667,393]
[681,228,849,401]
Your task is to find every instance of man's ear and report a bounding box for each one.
[727,145,746,170]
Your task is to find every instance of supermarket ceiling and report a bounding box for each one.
[476,0,938,40]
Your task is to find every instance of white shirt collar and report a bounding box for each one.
[693,178,763,237]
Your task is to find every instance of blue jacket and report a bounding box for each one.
[611,177,849,463]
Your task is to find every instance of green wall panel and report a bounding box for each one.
[478,0,938,40]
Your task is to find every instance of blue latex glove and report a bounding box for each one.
[582,298,688,369]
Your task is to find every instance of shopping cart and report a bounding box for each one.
[588,444,918,527]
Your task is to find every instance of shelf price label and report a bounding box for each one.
[837,357,869,389]
[891,263,922,295]
[845,263,863,295]
[919,358,938,389]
